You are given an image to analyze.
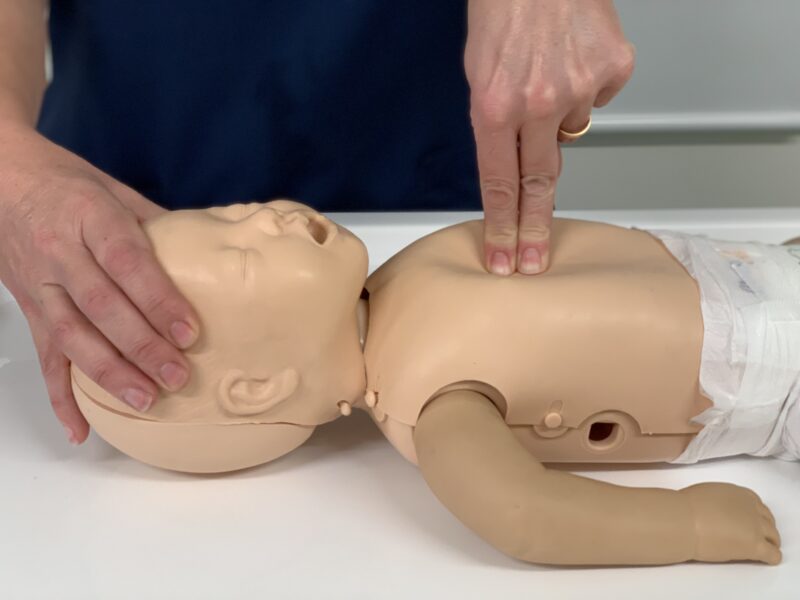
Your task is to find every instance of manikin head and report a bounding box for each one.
[72,200,368,472]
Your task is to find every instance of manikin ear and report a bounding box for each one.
[218,368,300,417]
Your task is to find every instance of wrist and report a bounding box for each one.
[0,120,41,213]
[0,113,36,138]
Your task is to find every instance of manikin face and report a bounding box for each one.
[72,200,368,470]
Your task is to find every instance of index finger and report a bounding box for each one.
[82,200,200,350]
[473,122,521,276]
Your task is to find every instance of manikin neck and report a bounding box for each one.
[357,297,369,350]
[338,296,370,415]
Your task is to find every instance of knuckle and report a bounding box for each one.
[565,69,598,101]
[520,174,556,201]
[484,210,519,245]
[16,295,37,316]
[524,84,559,118]
[614,46,636,80]
[127,335,166,366]
[86,358,116,389]
[139,293,171,319]
[102,239,143,279]
[66,181,106,212]
[574,76,598,103]
[40,352,64,380]
[481,177,518,213]
[472,89,518,127]
[48,385,75,412]
[81,284,114,316]
[518,221,550,243]
[486,224,518,246]
[50,318,77,348]
[49,390,72,412]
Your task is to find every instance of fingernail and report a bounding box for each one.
[170,320,197,349]
[122,387,153,411]
[160,362,188,391]
[490,252,512,276]
[519,248,542,274]
[62,424,79,445]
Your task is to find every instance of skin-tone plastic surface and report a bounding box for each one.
[71,200,368,472]
[364,219,709,465]
[414,389,780,566]
[72,201,784,564]
[364,218,782,565]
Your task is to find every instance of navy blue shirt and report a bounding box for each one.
[38,1,481,211]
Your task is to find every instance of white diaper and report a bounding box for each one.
[649,231,800,463]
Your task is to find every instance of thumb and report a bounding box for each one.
[22,295,90,444]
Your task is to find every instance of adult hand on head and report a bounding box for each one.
[466,0,634,275]
[0,122,200,444]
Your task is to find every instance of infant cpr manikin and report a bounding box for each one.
[71,201,797,567]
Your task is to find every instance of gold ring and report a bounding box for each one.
[557,116,592,142]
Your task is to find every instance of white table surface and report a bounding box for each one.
[2,208,800,600]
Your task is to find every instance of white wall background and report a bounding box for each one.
[559,0,800,210]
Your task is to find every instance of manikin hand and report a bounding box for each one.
[465,0,634,275]
[0,122,200,444]
[681,483,782,565]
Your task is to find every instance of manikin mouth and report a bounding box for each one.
[305,216,331,245]
[281,212,337,246]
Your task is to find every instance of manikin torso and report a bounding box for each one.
[365,219,710,464]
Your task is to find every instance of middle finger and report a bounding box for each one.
[517,118,561,274]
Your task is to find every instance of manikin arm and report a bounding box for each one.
[414,390,781,566]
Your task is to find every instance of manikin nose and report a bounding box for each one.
[236,207,284,234]
[237,207,333,245]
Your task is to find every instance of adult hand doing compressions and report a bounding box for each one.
[466,0,635,275]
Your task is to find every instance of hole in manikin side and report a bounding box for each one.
[586,420,623,452]
[582,412,635,453]
[589,422,617,442]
